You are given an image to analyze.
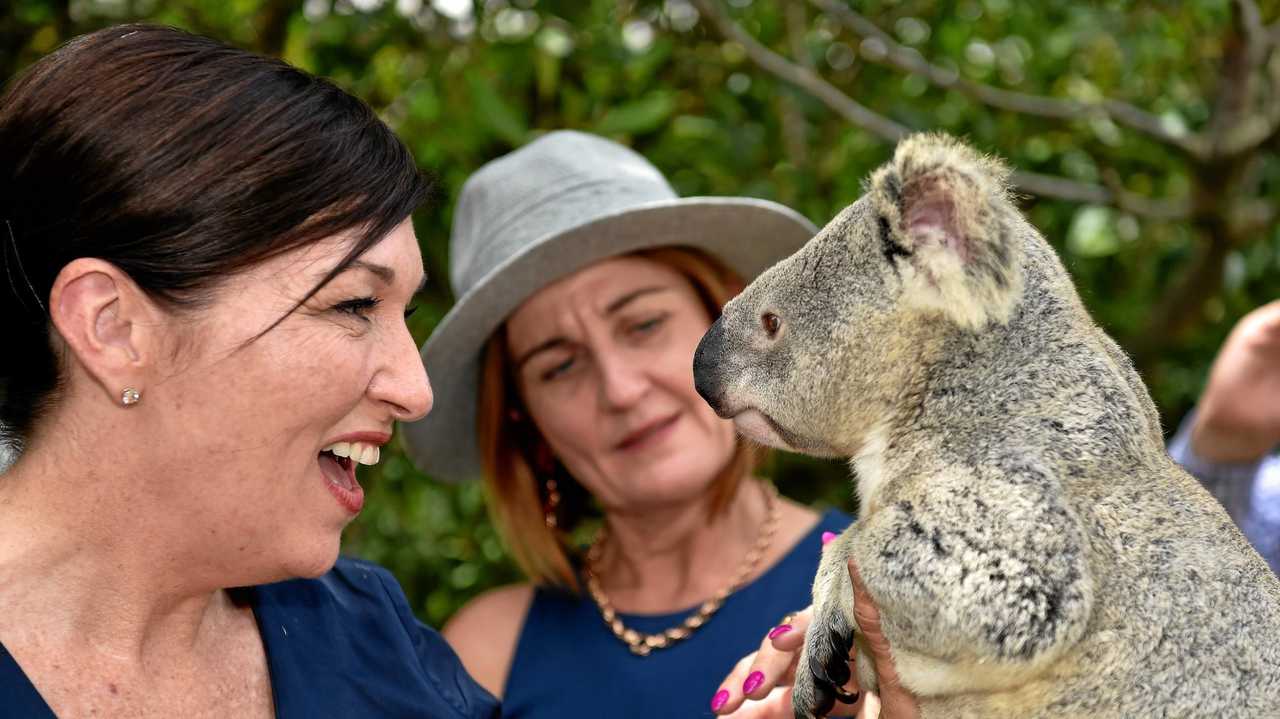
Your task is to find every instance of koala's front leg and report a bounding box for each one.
[794,465,1094,718]
[793,530,861,719]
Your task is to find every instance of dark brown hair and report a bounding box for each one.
[0,24,430,445]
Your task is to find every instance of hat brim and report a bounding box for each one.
[400,197,817,482]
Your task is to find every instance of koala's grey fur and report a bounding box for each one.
[693,134,1280,718]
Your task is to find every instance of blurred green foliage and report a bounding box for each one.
[4,0,1278,627]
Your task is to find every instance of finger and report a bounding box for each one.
[711,650,759,714]
[847,560,896,675]
[722,686,865,719]
[856,690,883,719]
[848,560,921,719]
[768,605,811,652]
[1239,300,1280,345]
[742,624,808,701]
[722,685,791,718]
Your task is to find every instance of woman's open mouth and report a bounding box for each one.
[317,441,381,515]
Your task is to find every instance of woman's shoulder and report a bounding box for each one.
[253,557,500,719]
[443,583,536,699]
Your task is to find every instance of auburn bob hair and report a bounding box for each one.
[476,247,762,590]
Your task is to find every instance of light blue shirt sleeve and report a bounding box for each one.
[1168,409,1280,573]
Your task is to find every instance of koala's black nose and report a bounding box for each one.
[693,316,727,414]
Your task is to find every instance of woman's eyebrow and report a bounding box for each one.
[347,259,395,283]
[515,337,569,373]
[340,260,428,293]
[605,286,669,315]
[513,286,673,370]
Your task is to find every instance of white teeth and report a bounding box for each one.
[321,441,381,466]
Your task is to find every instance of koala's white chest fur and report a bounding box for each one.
[851,424,891,516]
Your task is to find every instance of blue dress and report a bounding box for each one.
[502,509,852,718]
[0,557,499,718]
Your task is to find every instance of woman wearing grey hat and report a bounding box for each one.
[400,131,855,717]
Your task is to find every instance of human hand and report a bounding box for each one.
[845,560,918,719]
[709,604,864,718]
[710,537,920,718]
[1191,300,1280,462]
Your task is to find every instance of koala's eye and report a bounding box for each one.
[761,312,781,337]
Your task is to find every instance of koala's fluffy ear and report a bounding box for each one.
[869,133,1023,330]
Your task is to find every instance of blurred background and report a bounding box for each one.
[4,0,1279,627]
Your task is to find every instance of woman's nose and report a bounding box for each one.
[376,325,434,422]
[596,351,648,410]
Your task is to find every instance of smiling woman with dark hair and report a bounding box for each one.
[0,25,496,718]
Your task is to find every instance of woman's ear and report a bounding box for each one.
[48,258,163,404]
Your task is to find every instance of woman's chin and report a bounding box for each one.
[609,464,724,508]
[278,538,342,580]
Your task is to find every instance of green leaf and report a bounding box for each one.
[1066,206,1120,258]
[594,91,675,136]
[465,70,529,146]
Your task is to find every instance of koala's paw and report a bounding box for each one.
[791,591,858,718]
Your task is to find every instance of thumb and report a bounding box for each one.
[847,560,922,719]
[847,559,903,691]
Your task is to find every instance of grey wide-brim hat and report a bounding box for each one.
[401,130,816,482]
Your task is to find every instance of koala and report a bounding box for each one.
[692,133,1280,718]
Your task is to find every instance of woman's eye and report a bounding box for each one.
[541,357,575,382]
[333,296,381,319]
[630,314,667,335]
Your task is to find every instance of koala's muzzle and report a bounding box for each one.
[692,316,732,416]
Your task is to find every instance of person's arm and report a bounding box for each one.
[441,583,533,700]
[1168,410,1266,524]
[1168,301,1280,522]
[1182,300,1280,464]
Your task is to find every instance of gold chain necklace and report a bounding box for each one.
[583,482,780,656]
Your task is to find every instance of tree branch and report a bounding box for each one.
[779,1,813,168]
[691,0,908,143]
[694,0,1191,219]
[1130,224,1233,370]
[809,0,1210,161]
[1235,0,1268,61]
[1215,85,1280,155]
[254,0,297,57]
[1131,152,1258,366]
[1012,171,1191,220]
[1208,0,1268,155]
[1215,1,1280,156]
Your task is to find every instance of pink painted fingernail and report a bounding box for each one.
[768,624,792,639]
[710,689,730,711]
[822,531,837,545]
[742,670,765,695]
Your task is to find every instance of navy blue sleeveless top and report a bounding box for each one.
[502,510,851,718]
[0,557,499,719]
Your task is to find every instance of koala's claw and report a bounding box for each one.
[793,607,857,718]
[807,632,851,688]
